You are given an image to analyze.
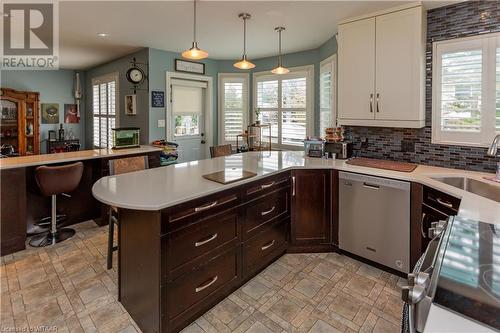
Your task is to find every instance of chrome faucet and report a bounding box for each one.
[487,134,500,156]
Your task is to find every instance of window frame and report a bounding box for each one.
[253,65,314,150]
[217,73,249,145]
[319,54,337,137]
[92,72,119,149]
[432,33,500,147]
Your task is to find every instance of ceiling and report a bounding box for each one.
[59,1,457,70]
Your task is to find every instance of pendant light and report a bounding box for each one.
[233,13,255,70]
[182,0,208,60]
[271,27,289,75]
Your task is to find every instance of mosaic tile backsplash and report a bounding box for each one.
[344,0,500,173]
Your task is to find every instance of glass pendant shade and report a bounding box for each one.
[233,13,255,70]
[234,55,255,70]
[182,42,209,60]
[271,66,289,75]
[272,27,289,75]
[182,0,208,60]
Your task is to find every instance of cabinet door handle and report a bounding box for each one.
[261,206,276,216]
[261,240,275,251]
[436,198,453,208]
[195,276,218,293]
[194,201,218,212]
[376,93,380,113]
[369,93,374,113]
[420,213,427,238]
[292,176,296,196]
[261,181,275,189]
[195,233,218,247]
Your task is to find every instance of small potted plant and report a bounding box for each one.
[254,108,261,125]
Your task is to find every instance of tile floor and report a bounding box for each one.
[0,221,405,333]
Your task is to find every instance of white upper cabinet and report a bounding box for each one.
[338,18,376,121]
[338,4,426,128]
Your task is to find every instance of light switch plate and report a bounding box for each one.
[158,119,165,128]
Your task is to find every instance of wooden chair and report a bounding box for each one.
[107,155,149,270]
[209,144,232,158]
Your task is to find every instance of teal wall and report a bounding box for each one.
[148,48,219,143]
[84,48,150,148]
[0,69,86,153]
[216,35,337,137]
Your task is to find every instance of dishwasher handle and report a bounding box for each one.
[363,182,380,190]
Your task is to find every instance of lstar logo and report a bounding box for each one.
[1,1,59,70]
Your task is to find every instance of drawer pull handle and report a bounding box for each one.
[436,198,453,208]
[195,276,218,293]
[261,240,275,251]
[363,182,380,190]
[194,201,218,212]
[195,233,218,247]
[261,206,276,216]
[261,181,275,189]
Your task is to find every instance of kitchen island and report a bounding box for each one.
[0,146,162,255]
[92,151,499,333]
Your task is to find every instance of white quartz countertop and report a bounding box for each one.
[0,145,162,170]
[92,151,500,224]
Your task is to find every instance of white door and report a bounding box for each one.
[375,7,424,121]
[170,79,207,163]
[338,17,376,120]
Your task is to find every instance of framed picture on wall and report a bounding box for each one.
[175,59,205,75]
[41,103,59,124]
[125,95,137,115]
[64,104,79,123]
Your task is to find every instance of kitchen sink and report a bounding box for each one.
[431,176,500,203]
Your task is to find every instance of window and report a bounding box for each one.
[254,65,314,148]
[432,33,500,146]
[218,74,249,144]
[319,55,336,137]
[92,73,118,149]
[171,79,207,137]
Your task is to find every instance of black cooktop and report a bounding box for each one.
[434,216,500,330]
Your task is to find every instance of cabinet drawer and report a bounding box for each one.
[243,188,289,239]
[161,189,240,233]
[244,173,290,200]
[165,248,239,321]
[163,209,239,276]
[423,187,460,215]
[243,220,288,275]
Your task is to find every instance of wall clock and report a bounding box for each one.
[126,66,145,85]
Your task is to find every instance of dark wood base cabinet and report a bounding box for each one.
[289,169,337,252]
[119,173,291,333]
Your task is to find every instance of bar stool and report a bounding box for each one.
[29,162,84,247]
[107,155,149,269]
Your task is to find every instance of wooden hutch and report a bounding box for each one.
[0,88,40,155]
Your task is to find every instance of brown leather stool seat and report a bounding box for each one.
[29,162,84,247]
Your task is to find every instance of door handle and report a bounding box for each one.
[201,140,206,144]
[369,94,374,113]
[376,93,380,113]
[292,176,296,196]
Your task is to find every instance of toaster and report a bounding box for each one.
[324,141,353,159]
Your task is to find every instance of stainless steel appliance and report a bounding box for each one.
[339,172,410,273]
[324,141,352,159]
[304,139,324,158]
[112,127,140,149]
[402,216,500,333]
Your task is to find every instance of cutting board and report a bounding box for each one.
[346,157,417,172]
[203,169,257,184]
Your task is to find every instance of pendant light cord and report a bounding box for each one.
[278,29,282,66]
[193,0,197,43]
[243,16,247,56]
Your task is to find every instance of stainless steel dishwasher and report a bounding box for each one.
[339,171,410,273]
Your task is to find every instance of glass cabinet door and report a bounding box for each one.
[0,99,20,154]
